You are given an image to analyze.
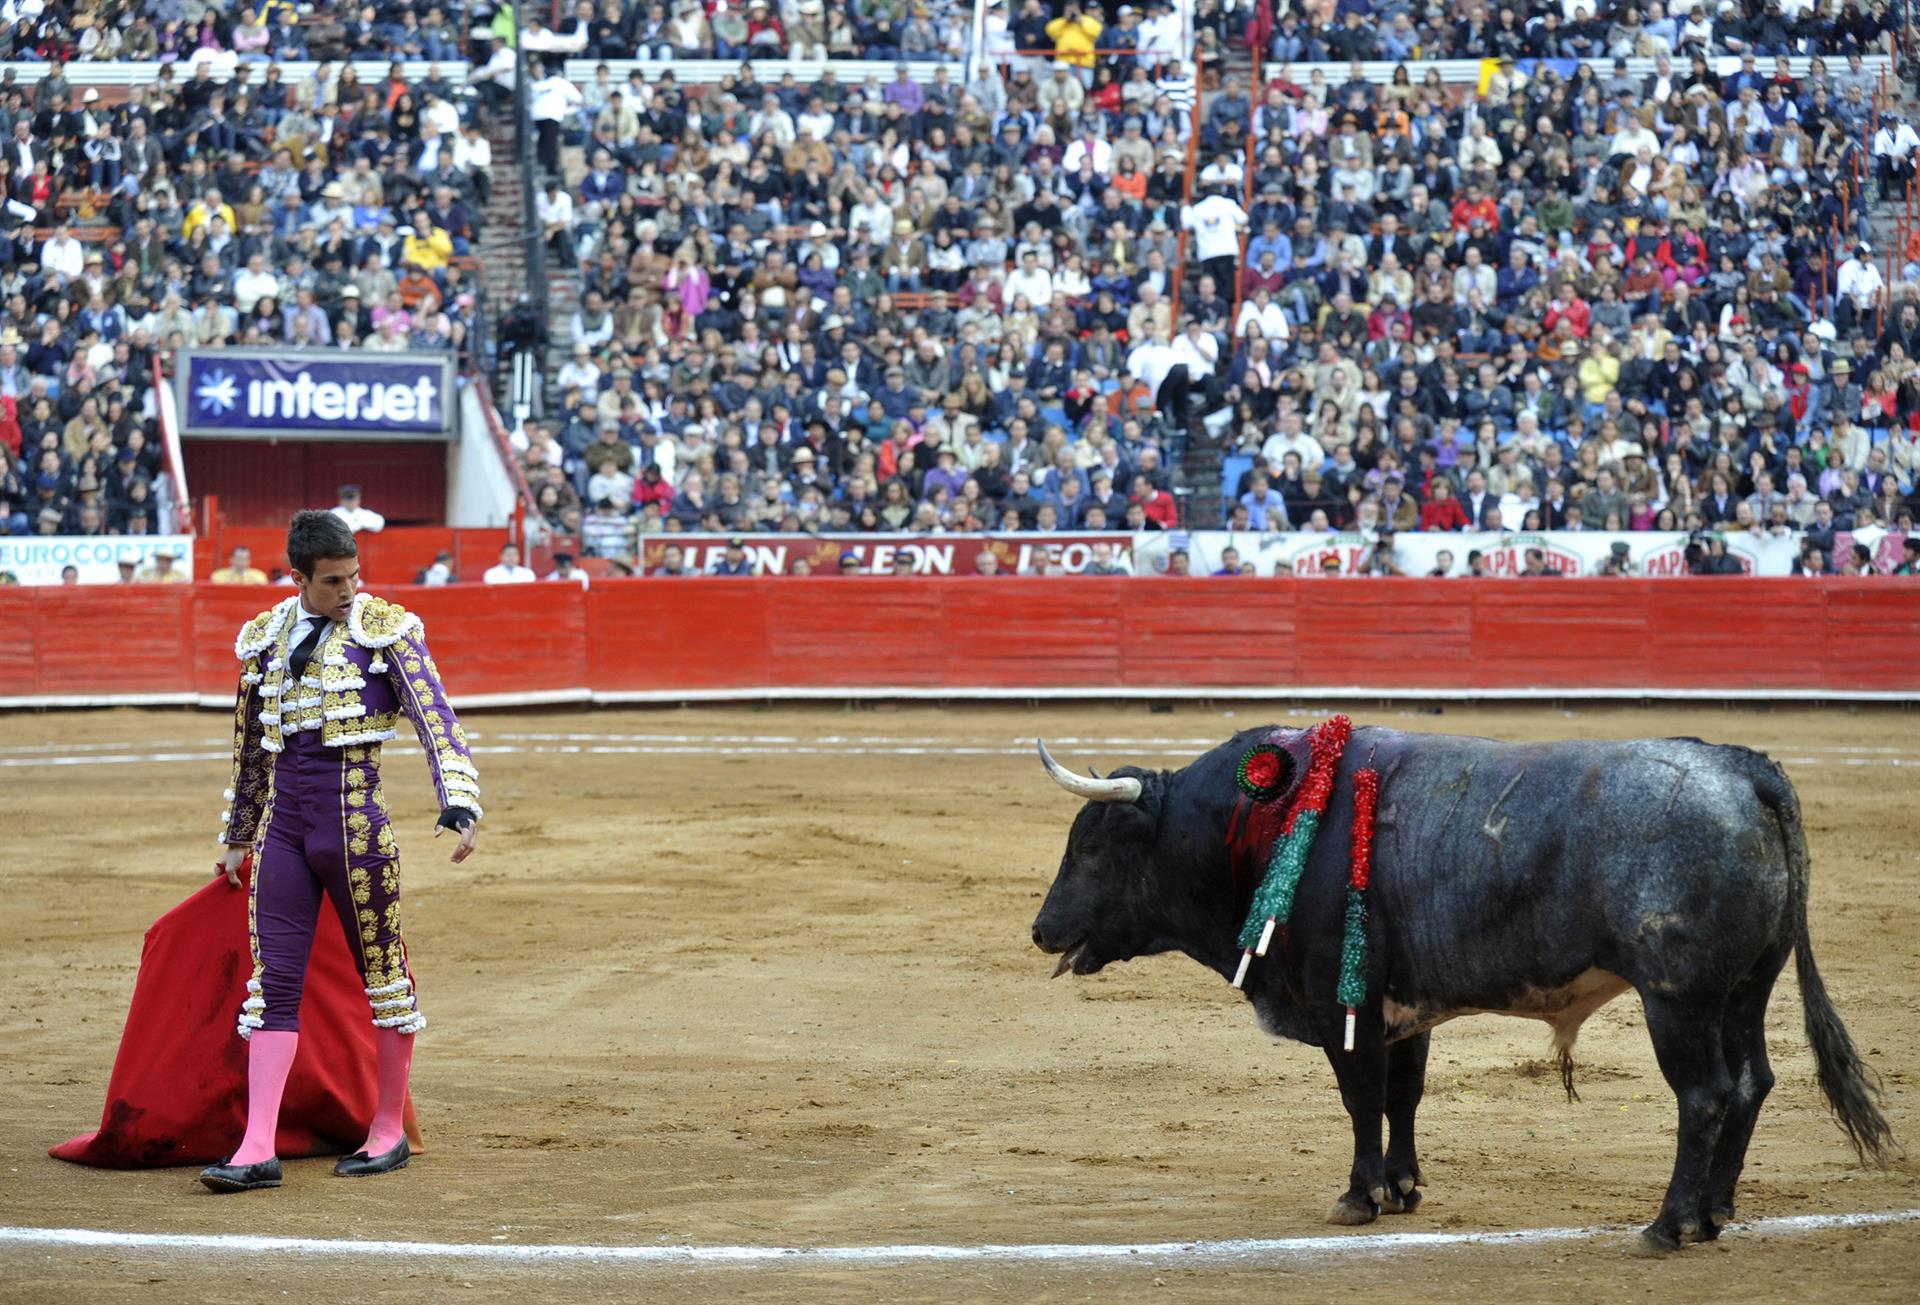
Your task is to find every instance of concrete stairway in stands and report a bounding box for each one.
[474,122,534,400]
[1175,44,1256,531]
[472,123,584,418]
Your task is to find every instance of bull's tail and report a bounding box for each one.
[1766,762,1896,1167]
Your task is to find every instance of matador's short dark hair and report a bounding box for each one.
[287,509,359,577]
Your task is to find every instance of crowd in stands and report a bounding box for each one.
[0,0,510,539]
[512,1,1221,548]
[506,0,1918,576]
[1256,0,1904,64]
[2,0,1918,580]
[1207,42,1919,564]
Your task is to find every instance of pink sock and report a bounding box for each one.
[230,1030,298,1165]
[362,1027,414,1155]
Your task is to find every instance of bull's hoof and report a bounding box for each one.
[1628,1226,1684,1257]
[1707,1205,1734,1234]
[1328,1193,1378,1226]
[1382,1184,1423,1215]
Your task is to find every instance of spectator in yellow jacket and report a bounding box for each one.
[181,189,238,241]
[1577,331,1621,405]
[1047,2,1102,74]
[402,222,455,272]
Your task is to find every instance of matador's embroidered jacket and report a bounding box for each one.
[218,593,482,846]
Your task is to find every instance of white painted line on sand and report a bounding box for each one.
[0,750,235,767]
[1,1208,1915,1269]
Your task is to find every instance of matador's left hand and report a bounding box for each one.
[434,811,480,864]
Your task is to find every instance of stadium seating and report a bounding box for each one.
[0,1,1916,584]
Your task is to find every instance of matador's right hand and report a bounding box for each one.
[220,845,249,889]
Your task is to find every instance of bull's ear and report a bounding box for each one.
[1101,766,1164,838]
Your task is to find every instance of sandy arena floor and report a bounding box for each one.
[0,702,1915,1304]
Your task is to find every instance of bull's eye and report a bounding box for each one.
[1236,744,1295,800]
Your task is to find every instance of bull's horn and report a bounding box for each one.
[1037,739,1142,803]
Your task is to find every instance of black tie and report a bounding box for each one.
[290,619,328,680]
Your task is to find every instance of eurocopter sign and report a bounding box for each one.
[178,349,454,440]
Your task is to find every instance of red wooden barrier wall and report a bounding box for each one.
[1,579,1916,705]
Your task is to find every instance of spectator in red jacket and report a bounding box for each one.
[632,463,674,515]
[1133,474,1179,528]
[1543,287,1591,339]
[1419,478,1470,531]
[1450,184,1500,232]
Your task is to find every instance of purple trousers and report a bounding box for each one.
[239,728,425,1038]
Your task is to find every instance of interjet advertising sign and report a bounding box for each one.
[178,349,454,440]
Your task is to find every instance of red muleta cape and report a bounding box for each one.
[51,857,422,1168]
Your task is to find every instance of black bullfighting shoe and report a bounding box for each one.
[199,1157,284,1192]
[333,1138,411,1177]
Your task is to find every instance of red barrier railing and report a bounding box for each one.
[466,369,540,518]
[150,353,192,537]
[1,579,1916,705]
[1823,218,1838,317]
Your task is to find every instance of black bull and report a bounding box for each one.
[1030,725,1894,1253]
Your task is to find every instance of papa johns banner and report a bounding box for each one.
[1,535,194,585]
[177,349,453,440]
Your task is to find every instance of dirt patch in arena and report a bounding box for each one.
[1,703,1916,1303]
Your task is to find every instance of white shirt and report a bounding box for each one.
[530,75,584,124]
[1062,136,1112,174]
[1139,12,1180,59]
[42,234,84,280]
[545,566,590,589]
[290,607,333,671]
[483,563,537,585]
[1873,122,1919,160]
[644,438,677,484]
[332,503,386,533]
[1260,431,1327,469]
[1235,298,1291,341]
[1003,265,1053,310]
[1126,339,1179,394]
[232,267,281,314]
[523,22,587,53]
[556,359,602,399]
[850,199,894,245]
[422,98,461,138]
[1837,257,1884,308]
[1171,330,1218,376]
[1181,194,1248,262]
[470,46,518,89]
[454,133,493,173]
[537,188,576,230]
[414,133,446,174]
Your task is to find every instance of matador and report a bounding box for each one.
[199,510,482,1192]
